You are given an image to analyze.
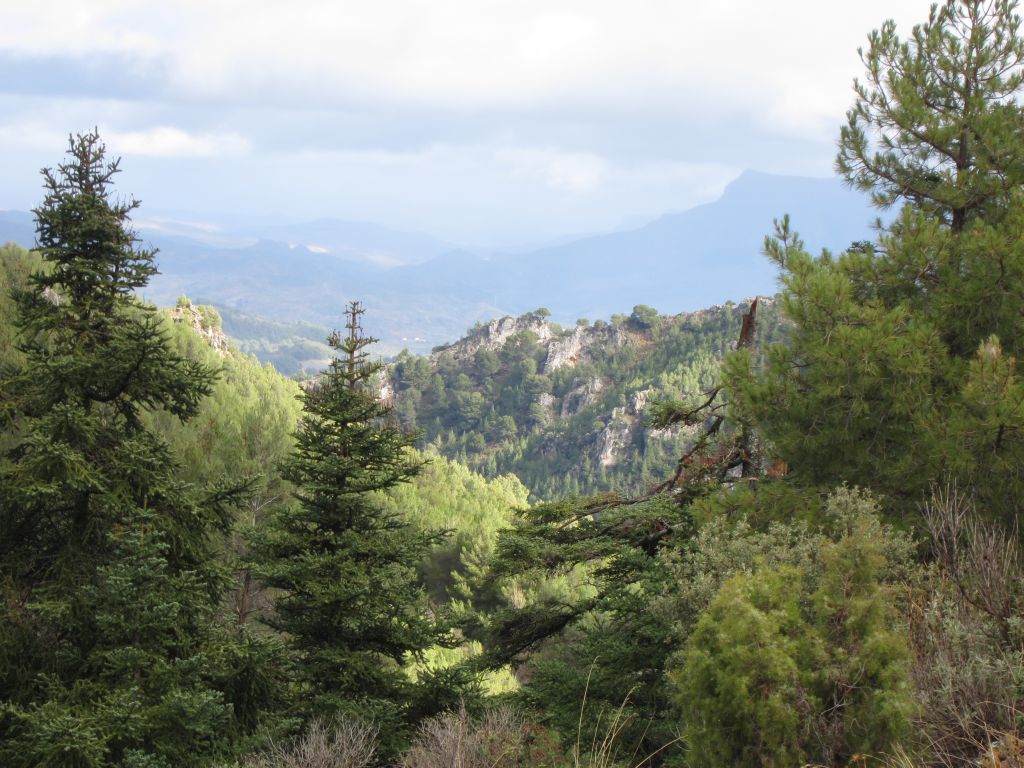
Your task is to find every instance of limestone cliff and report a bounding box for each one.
[387,299,781,498]
[168,301,233,357]
[431,311,554,362]
[542,323,625,373]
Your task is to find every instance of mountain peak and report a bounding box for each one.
[723,169,841,198]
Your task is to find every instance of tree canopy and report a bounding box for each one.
[728,0,1024,525]
[0,132,278,768]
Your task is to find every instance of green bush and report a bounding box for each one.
[672,497,913,767]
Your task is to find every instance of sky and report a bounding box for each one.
[0,0,926,247]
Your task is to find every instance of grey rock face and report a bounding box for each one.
[433,312,553,363]
[535,392,557,425]
[597,406,632,467]
[561,377,605,419]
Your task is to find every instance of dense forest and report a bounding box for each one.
[5,1,1024,766]
[388,300,784,500]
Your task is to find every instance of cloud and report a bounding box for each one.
[1,1,927,123]
[0,119,67,152]
[0,1,932,243]
[497,148,609,193]
[104,126,249,157]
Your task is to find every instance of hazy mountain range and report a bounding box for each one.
[0,171,878,354]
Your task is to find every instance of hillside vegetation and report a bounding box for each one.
[389,302,783,499]
[6,2,1024,767]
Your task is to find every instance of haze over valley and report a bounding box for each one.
[1,169,875,365]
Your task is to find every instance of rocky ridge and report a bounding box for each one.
[411,307,729,472]
[431,311,554,362]
[385,298,779,498]
[168,301,233,357]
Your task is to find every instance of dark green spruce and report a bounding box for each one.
[0,132,279,767]
[251,301,456,758]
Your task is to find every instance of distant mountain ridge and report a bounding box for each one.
[0,171,876,354]
[0,211,35,250]
[247,218,455,267]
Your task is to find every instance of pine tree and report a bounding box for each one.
[727,0,1024,523]
[252,302,448,754]
[837,0,1024,232]
[0,132,266,767]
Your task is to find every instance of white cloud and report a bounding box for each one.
[0,120,67,152]
[317,148,430,166]
[497,148,609,193]
[0,1,935,241]
[0,1,164,58]
[104,126,249,157]
[1,1,928,124]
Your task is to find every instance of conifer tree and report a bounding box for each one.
[837,0,1024,232]
[252,302,448,754]
[0,132,265,767]
[727,0,1024,523]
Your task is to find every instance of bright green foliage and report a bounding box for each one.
[674,502,913,767]
[154,301,302,488]
[376,450,529,605]
[143,299,305,634]
[250,302,451,755]
[727,1,1024,524]
[474,303,777,764]
[0,132,265,766]
[811,515,914,758]
[483,488,701,762]
[676,566,815,768]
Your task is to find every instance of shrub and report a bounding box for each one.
[672,497,914,767]
[401,706,562,768]
[243,718,377,768]
[904,485,1024,765]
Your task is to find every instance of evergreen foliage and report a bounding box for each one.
[390,301,782,501]
[473,301,772,762]
[216,305,333,377]
[727,0,1024,525]
[7,4,1024,763]
[0,132,272,767]
[673,493,913,767]
[375,451,529,605]
[250,302,452,756]
[837,0,1024,231]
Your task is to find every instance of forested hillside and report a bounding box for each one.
[389,301,784,499]
[5,2,1024,767]
[0,234,532,766]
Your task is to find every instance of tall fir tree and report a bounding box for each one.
[0,132,274,768]
[251,301,450,755]
[727,0,1024,524]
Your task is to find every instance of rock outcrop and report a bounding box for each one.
[561,377,605,419]
[597,407,633,467]
[433,312,629,373]
[543,323,626,373]
[432,311,553,362]
[535,392,557,424]
[168,302,232,357]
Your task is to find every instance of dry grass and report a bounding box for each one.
[900,484,1024,766]
[401,705,562,768]
[243,718,378,768]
